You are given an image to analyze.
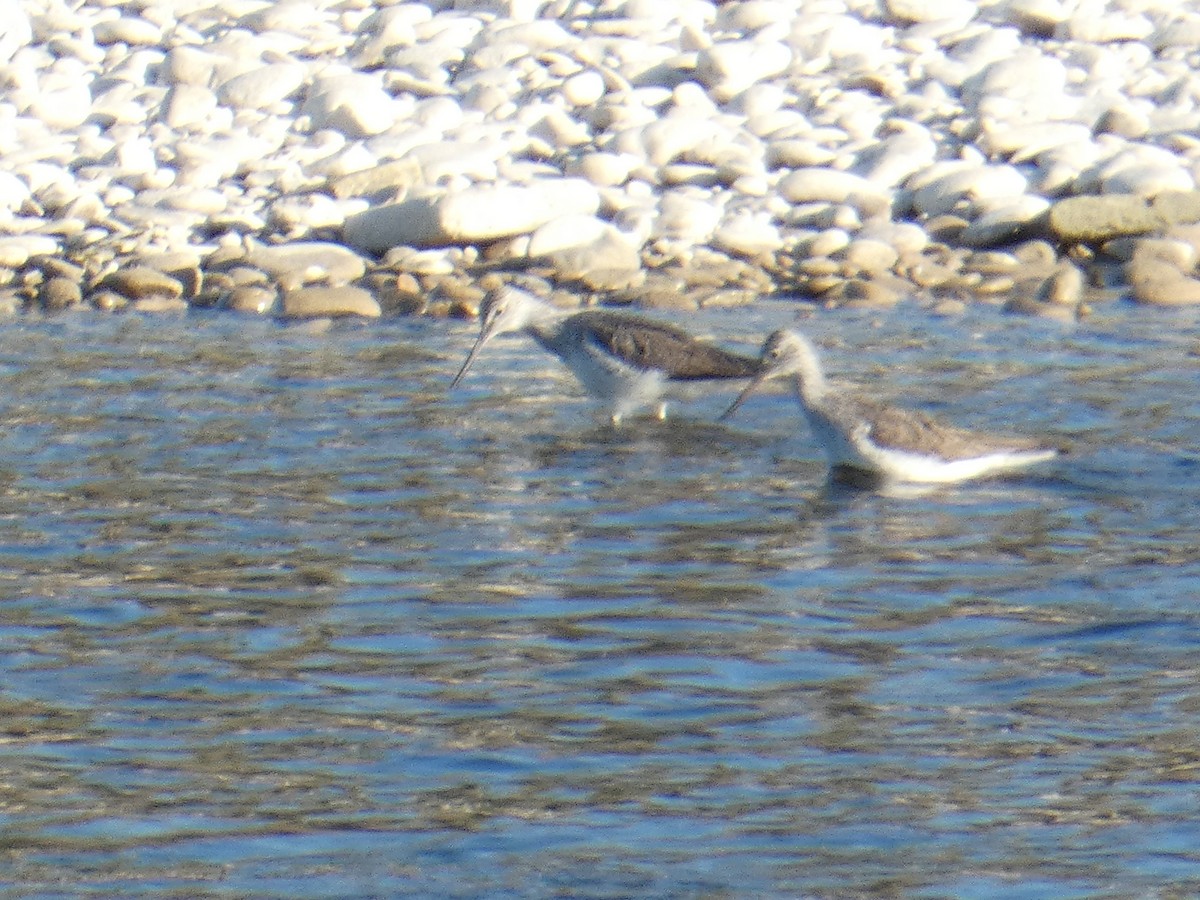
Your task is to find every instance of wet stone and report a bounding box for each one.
[88,289,128,311]
[223,286,278,314]
[131,296,189,314]
[1048,195,1163,243]
[280,285,382,319]
[40,276,82,310]
[99,266,184,301]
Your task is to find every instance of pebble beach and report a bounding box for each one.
[4,0,1200,321]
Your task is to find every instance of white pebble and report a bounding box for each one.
[92,16,162,46]
[528,214,611,257]
[696,39,792,102]
[219,63,307,110]
[0,0,31,64]
[562,70,605,107]
[779,168,891,216]
[713,211,782,256]
[652,190,724,243]
[301,72,401,138]
[0,235,59,267]
[883,0,976,25]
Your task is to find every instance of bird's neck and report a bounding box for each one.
[792,363,828,408]
[523,303,568,341]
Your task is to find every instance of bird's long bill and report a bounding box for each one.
[719,371,770,421]
[449,331,492,389]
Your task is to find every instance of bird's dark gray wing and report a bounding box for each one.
[851,399,1051,460]
[569,311,759,380]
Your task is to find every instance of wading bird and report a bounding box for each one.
[722,329,1062,485]
[452,286,760,425]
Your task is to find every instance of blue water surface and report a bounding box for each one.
[0,300,1198,897]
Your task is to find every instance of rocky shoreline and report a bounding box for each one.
[4,0,1200,322]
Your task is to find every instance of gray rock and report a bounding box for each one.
[245,241,368,288]
[40,276,82,310]
[1048,195,1163,243]
[1152,192,1200,227]
[280,286,382,318]
[99,266,184,300]
[1127,253,1200,306]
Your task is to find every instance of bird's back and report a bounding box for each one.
[562,311,759,380]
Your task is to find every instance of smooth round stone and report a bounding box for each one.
[1095,103,1150,140]
[695,39,792,101]
[340,197,443,252]
[163,45,214,85]
[1066,10,1153,43]
[1036,261,1085,306]
[766,140,836,169]
[1129,237,1197,271]
[92,16,162,45]
[528,214,611,257]
[726,173,767,197]
[837,277,904,308]
[300,73,401,137]
[1048,194,1162,243]
[0,170,31,211]
[562,70,605,106]
[219,63,307,109]
[712,212,781,256]
[779,168,891,215]
[1127,257,1200,306]
[567,152,639,188]
[651,191,723,242]
[407,140,504,184]
[29,72,94,130]
[1101,164,1194,197]
[808,229,852,257]
[883,0,975,25]
[855,124,937,188]
[0,0,31,63]
[161,83,217,129]
[99,266,185,301]
[0,235,60,267]
[858,221,930,256]
[1153,192,1200,227]
[842,239,900,275]
[958,196,1051,247]
[381,247,457,275]
[223,285,278,314]
[909,165,1028,218]
[1003,0,1068,36]
[39,276,82,310]
[618,115,724,168]
[438,179,601,244]
[281,285,381,318]
[130,296,189,314]
[247,241,369,288]
[270,195,367,233]
[1165,223,1200,258]
[329,158,420,198]
[550,227,644,291]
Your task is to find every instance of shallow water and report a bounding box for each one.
[1,302,1199,897]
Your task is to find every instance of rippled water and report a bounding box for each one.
[1,301,1199,897]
